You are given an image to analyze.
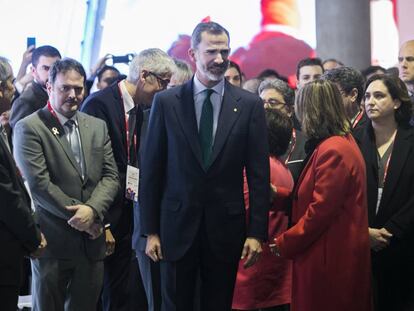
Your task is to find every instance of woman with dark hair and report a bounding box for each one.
[232,109,294,311]
[271,80,372,311]
[225,60,243,87]
[354,74,414,310]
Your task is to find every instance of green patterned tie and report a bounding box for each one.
[199,89,214,169]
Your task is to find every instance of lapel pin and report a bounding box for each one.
[52,127,59,136]
[234,108,238,112]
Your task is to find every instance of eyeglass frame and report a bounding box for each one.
[262,98,292,109]
[147,71,170,89]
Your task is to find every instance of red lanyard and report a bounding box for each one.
[352,109,363,128]
[382,150,392,185]
[47,101,59,122]
[117,82,137,163]
[285,128,296,165]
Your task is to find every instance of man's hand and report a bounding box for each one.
[145,234,163,262]
[369,227,392,252]
[85,222,104,239]
[241,237,263,269]
[105,228,116,256]
[31,232,47,258]
[66,204,96,231]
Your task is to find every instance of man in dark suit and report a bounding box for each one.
[81,48,176,311]
[10,45,61,128]
[0,56,45,311]
[13,58,119,311]
[141,22,270,310]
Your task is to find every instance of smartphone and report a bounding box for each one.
[112,53,134,64]
[27,37,36,49]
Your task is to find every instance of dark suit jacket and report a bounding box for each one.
[140,79,270,262]
[0,137,40,286]
[81,82,143,239]
[10,81,48,129]
[13,109,120,260]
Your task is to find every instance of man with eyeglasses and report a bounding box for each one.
[81,49,176,311]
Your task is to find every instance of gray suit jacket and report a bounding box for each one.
[13,108,120,260]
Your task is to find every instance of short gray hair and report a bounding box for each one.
[258,78,295,106]
[0,56,13,84]
[172,59,193,85]
[127,48,176,84]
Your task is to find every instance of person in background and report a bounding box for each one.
[361,65,386,82]
[258,78,306,181]
[168,59,193,88]
[322,58,344,71]
[398,40,414,103]
[271,80,372,311]
[225,61,243,87]
[243,78,263,94]
[82,49,176,311]
[232,108,293,311]
[354,74,414,311]
[0,56,46,311]
[96,65,121,90]
[10,45,61,128]
[322,66,367,133]
[295,57,324,89]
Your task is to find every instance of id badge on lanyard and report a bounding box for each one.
[126,165,139,202]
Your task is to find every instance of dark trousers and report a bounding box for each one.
[160,224,239,311]
[99,235,147,311]
[136,250,161,311]
[0,285,19,311]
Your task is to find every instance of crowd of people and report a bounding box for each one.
[1,19,414,311]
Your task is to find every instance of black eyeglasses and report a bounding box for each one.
[148,72,170,89]
[263,99,289,109]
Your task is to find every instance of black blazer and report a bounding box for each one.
[81,82,143,238]
[0,137,40,286]
[354,124,414,238]
[140,79,270,262]
[10,81,48,129]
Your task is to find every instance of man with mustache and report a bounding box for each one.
[140,22,269,310]
[13,58,119,311]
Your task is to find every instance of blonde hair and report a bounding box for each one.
[295,80,350,139]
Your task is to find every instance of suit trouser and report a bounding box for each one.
[31,257,103,311]
[0,285,19,311]
[136,250,161,311]
[160,224,239,311]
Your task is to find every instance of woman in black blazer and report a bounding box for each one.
[354,74,414,311]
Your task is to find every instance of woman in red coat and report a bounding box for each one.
[271,80,372,311]
[233,109,294,311]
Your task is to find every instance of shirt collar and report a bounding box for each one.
[54,109,78,127]
[119,79,135,113]
[193,74,225,97]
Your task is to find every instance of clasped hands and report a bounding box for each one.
[369,227,392,252]
[66,204,103,239]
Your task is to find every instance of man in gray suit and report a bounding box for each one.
[13,58,120,311]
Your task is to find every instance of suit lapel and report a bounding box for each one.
[173,80,204,169]
[379,127,413,209]
[37,107,83,178]
[209,82,242,166]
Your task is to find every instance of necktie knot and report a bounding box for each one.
[65,119,76,129]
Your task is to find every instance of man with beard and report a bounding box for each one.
[10,45,61,128]
[81,49,176,311]
[13,58,119,311]
[141,22,269,310]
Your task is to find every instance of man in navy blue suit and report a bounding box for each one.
[140,22,270,310]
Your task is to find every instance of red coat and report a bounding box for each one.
[277,135,372,311]
[233,157,293,309]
